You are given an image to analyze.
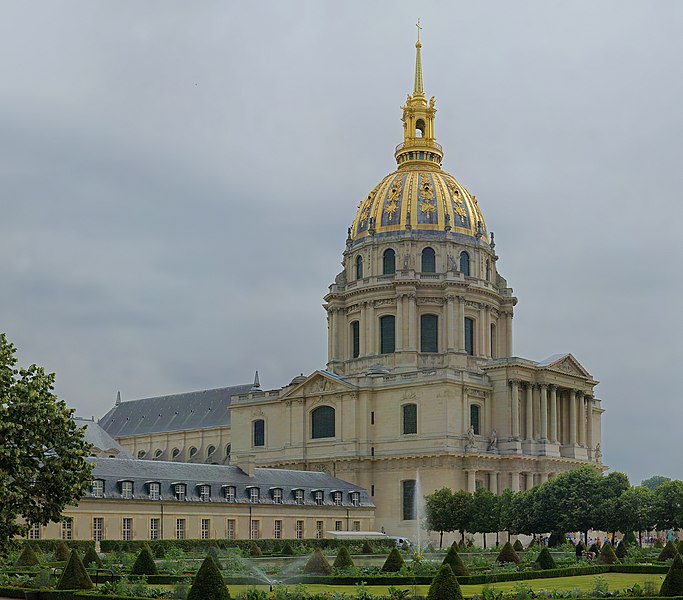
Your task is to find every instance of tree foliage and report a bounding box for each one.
[0,333,93,557]
[653,480,683,531]
[427,564,463,600]
[469,488,498,548]
[187,556,230,600]
[642,475,672,491]
[425,488,456,548]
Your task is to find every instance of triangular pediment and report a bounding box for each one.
[538,353,592,378]
[280,370,355,400]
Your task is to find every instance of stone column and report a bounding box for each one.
[478,304,486,357]
[367,301,375,355]
[408,294,416,350]
[549,385,558,443]
[457,297,465,352]
[359,303,367,356]
[330,308,339,361]
[586,396,594,457]
[446,295,456,351]
[578,392,585,447]
[539,384,548,441]
[569,389,577,446]
[539,472,549,484]
[327,311,334,361]
[489,472,498,494]
[510,380,520,439]
[395,294,404,351]
[466,469,477,494]
[525,384,533,441]
[506,311,513,357]
[510,471,520,492]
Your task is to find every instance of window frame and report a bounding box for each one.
[121,480,133,499]
[402,480,417,520]
[421,247,436,273]
[380,314,396,354]
[402,403,418,435]
[272,488,283,504]
[355,255,363,279]
[174,484,186,501]
[420,313,438,353]
[459,251,471,276]
[92,479,104,498]
[470,404,481,436]
[382,248,396,275]
[225,486,236,502]
[351,320,360,359]
[149,482,160,501]
[199,484,211,502]
[253,419,265,447]
[311,405,336,439]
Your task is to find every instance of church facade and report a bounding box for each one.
[102,33,604,541]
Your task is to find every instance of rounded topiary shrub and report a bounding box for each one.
[442,543,469,576]
[82,545,103,568]
[615,540,627,559]
[661,552,683,596]
[548,532,566,548]
[535,547,556,570]
[659,540,679,561]
[55,541,71,562]
[56,551,94,590]
[248,541,262,557]
[427,564,463,600]
[361,540,375,554]
[333,546,355,569]
[131,545,158,575]
[512,539,524,552]
[15,544,40,567]
[497,541,520,564]
[187,556,230,600]
[303,548,332,575]
[382,548,405,572]
[598,542,619,565]
[281,542,295,556]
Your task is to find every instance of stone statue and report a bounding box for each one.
[594,443,602,463]
[447,254,457,272]
[465,425,476,450]
[487,428,498,450]
[403,254,412,269]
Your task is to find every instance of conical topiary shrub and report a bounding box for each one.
[615,540,628,559]
[303,548,332,575]
[207,545,223,570]
[361,540,374,554]
[512,539,524,552]
[526,538,538,549]
[56,551,94,590]
[333,546,355,569]
[248,541,262,557]
[655,540,664,549]
[659,540,679,561]
[457,539,466,551]
[535,547,557,570]
[588,543,599,556]
[15,544,40,567]
[82,545,103,568]
[442,543,469,576]
[624,531,637,546]
[427,564,463,600]
[497,541,520,564]
[187,556,230,600]
[131,545,158,575]
[281,542,295,556]
[548,532,565,547]
[598,542,619,565]
[661,552,683,596]
[55,541,71,562]
[381,548,405,572]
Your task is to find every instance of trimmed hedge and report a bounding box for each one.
[662,553,683,596]
[82,546,102,569]
[442,543,469,576]
[130,545,158,576]
[57,551,94,590]
[512,539,524,552]
[15,543,40,566]
[303,548,332,575]
[661,541,680,561]
[55,542,72,562]
[535,547,557,570]
[598,542,619,565]
[497,541,520,564]
[333,546,355,569]
[382,548,405,572]
[187,556,230,600]
[427,564,463,600]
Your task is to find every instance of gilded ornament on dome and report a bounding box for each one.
[384,176,404,222]
[454,203,467,222]
[384,199,399,221]
[418,174,436,218]
[445,178,463,204]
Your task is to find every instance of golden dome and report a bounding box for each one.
[350,27,487,243]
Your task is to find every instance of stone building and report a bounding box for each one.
[101,32,604,541]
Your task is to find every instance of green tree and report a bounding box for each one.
[451,490,473,542]
[642,475,672,491]
[0,333,93,557]
[470,488,498,548]
[424,487,455,548]
[653,480,683,531]
[497,488,517,542]
[615,486,655,547]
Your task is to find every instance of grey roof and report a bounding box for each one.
[536,353,569,367]
[74,417,132,458]
[86,457,372,507]
[99,384,252,437]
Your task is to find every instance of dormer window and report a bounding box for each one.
[121,481,133,499]
[350,492,360,506]
[174,483,186,501]
[294,489,304,505]
[249,487,260,503]
[149,482,160,500]
[314,490,324,505]
[272,488,283,504]
[92,479,104,498]
[199,485,210,502]
[333,491,342,506]
[224,486,236,502]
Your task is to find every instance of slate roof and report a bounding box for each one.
[74,417,132,458]
[86,457,372,507]
[98,384,252,437]
[536,353,569,367]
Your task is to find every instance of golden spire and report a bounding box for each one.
[414,19,424,96]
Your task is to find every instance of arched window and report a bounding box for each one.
[421,247,436,272]
[207,445,216,458]
[311,406,335,439]
[415,119,425,138]
[171,448,180,459]
[402,403,417,435]
[351,321,360,358]
[153,449,163,460]
[464,317,475,356]
[253,419,265,447]
[459,251,470,276]
[470,404,481,435]
[420,314,438,353]
[355,255,363,279]
[380,315,395,354]
[225,444,231,458]
[189,447,198,458]
[383,249,396,275]
[137,450,146,459]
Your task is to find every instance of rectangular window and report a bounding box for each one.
[335,521,343,531]
[402,403,417,435]
[314,490,323,505]
[295,520,304,539]
[225,486,235,502]
[93,517,104,542]
[28,523,40,540]
[253,419,265,447]
[92,480,104,498]
[61,521,73,540]
[470,404,481,435]
[250,520,260,540]
[353,521,361,532]
[316,521,324,539]
[350,492,360,506]
[420,314,438,352]
[274,520,282,539]
[464,317,475,356]
[150,518,160,541]
[176,519,185,540]
[149,482,160,500]
[175,484,186,501]
[333,491,342,506]
[199,485,210,502]
[351,321,360,358]
[226,519,236,540]
[380,315,395,354]
[122,518,132,541]
[121,481,133,499]
[249,487,260,503]
[402,480,416,520]
[273,488,283,504]
[294,489,304,505]
[201,519,210,539]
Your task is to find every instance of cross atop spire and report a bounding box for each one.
[414,19,424,96]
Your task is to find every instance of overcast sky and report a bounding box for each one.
[1,1,681,486]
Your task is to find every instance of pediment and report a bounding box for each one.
[539,353,592,378]
[280,370,355,400]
